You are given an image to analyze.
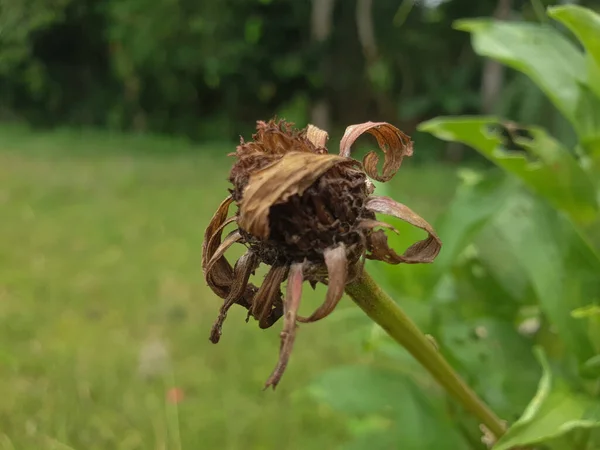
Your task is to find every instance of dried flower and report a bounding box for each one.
[202,119,441,389]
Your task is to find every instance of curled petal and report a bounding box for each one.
[306,124,329,149]
[202,196,233,267]
[202,196,235,298]
[209,251,259,344]
[365,196,442,264]
[239,152,356,239]
[298,244,347,323]
[252,265,289,329]
[204,230,243,277]
[206,216,237,253]
[339,122,413,182]
[264,261,305,390]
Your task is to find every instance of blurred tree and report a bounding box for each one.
[309,0,335,130]
[0,0,73,120]
[1,0,596,145]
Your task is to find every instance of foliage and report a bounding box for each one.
[308,365,469,450]
[493,348,600,450]
[2,0,595,144]
[307,4,600,450]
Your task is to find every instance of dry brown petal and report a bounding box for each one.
[252,265,289,329]
[264,260,305,390]
[206,216,237,253]
[209,251,259,344]
[297,244,347,323]
[339,122,413,182]
[239,152,356,239]
[365,196,441,263]
[306,124,329,149]
[204,229,243,277]
[202,196,235,298]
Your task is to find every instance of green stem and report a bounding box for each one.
[345,270,507,440]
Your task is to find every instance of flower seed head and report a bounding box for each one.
[202,118,442,389]
[230,120,374,270]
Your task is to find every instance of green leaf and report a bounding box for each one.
[571,304,600,378]
[433,171,517,273]
[493,347,600,450]
[474,222,534,307]
[418,117,598,225]
[342,430,412,450]
[549,5,600,163]
[308,365,469,450]
[420,116,600,363]
[549,5,600,99]
[431,170,534,317]
[308,365,412,415]
[453,19,600,140]
[437,317,540,419]
[580,355,600,379]
[572,304,600,319]
[488,193,598,363]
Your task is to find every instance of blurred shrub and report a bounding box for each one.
[0,0,316,137]
[4,0,596,145]
[307,5,600,449]
[0,0,72,118]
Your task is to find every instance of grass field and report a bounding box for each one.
[0,125,459,450]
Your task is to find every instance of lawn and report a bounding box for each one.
[0,125,459,450]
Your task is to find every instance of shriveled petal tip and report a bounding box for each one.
[265,261,305,390]
[239,152,356,239]
[298,244,347,323]
[339,122,413,183]
[365,196,442,264]
[306,124,329,149]
[210,251,259,344]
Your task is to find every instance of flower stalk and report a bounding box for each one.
[345,270,507,440]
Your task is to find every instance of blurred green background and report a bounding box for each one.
[2,0,595,148]
[2,1,600,450]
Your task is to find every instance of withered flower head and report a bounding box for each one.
[202,119,441,389]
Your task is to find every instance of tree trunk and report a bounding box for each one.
[310,0,336,130]
[356,0,396,121]
[481,0,512,113]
